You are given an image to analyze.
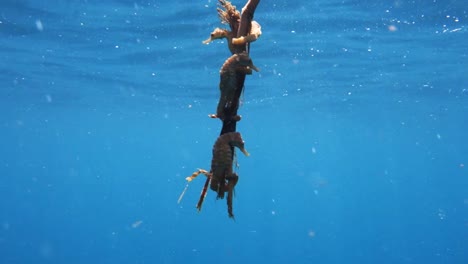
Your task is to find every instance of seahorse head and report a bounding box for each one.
[203,28,230,44]
[236,52,259,72]
[227,132,250,156]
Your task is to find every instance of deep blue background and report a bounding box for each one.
[1,0,467,263]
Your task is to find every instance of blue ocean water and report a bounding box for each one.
[1,0,467,263]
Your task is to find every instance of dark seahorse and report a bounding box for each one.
[182,132,249,218]
[209,52,259,122]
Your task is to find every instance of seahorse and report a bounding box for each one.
[209,52,259,121]
[210,132,248,196]
[182,132,249,218]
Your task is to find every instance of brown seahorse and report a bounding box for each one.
[210,132,249,198]
[183,132,249,218]
[209,52,259,121]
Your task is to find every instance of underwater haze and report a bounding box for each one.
[1,0,467,263]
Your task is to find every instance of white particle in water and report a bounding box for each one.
[438,209,445,220]
[35,20,43,31]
